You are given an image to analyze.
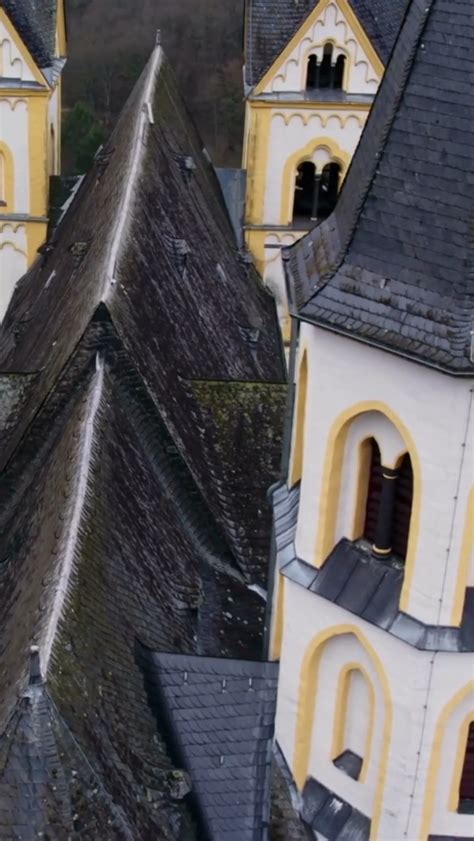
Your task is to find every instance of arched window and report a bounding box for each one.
[293,161,316,221]
[332,666,374,782]
[306,44,345,91]
[458,721,474,813]
[361,441,413,562]
[292,161,341,223]
[0,152,5,207]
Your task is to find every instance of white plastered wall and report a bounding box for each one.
[276,581,474,840]
[260,1,380,94]
[291,323,473,626]
[0,97,29,212]
[262,109,366,224]
[0,223,27,318]
[0,21,38,82]
[47,85,60,176]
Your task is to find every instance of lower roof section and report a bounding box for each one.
[142,650,279,841]
[272,482,474,652]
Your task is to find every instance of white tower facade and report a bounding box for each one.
[269,0,474,838]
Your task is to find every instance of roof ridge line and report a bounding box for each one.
[42,354,105,675]
[101,43,163,302]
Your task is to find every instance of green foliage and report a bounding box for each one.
[63,0,244,171]
[62,101,107,174]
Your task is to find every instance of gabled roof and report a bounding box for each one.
[1,0,58,68]
[287,0,474,374]
[0,46,286,584]
[244,0,408,88]
[143,651,278,841]
[0,46,286,838]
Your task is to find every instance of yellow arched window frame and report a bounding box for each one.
[0,142,14,213]
[331,661,375,783]
[280,135,350,225]
[290,348,308,486]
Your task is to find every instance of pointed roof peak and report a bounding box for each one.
[289,0,474,373]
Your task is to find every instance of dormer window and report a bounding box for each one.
[292,161,341,223]
[306,44,346,91]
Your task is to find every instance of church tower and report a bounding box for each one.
[269,0,474,838]
[0,1,66,318]
[242,0,407,340]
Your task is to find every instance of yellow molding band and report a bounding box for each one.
[245,107,272,226]
[254,0,384,96]
[250,99,372,112]
[57,0,67,56]
[420,681,474,839]
[451,486,474,626]
[289,348,308,486]
[270,573,285,660]
[351,437,372,539]
[26,221,47,266]
[28,95,49,218]
[292,623,392,840]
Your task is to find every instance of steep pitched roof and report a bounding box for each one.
[244,0,408,88]
[144,651,278,841]
[287,0,474,374]
[0,46,286,584]
[1,0,58,67]
[0,47,286,838]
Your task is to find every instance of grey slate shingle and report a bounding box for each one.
[144,652,279,841]
[1,0,58,67]
[288,0,474,373]
[244,0,409,88]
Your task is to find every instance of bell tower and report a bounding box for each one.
[269,0,474,838]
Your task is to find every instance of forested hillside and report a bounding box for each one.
[63,0,244,172]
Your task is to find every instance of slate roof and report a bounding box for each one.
[272,483,474,652]
[0,47,286,839]
[301,777,371,840]
[287,0,474,374]
[143,651,279,840]
[244,0,408,88]
[1,0,58,68]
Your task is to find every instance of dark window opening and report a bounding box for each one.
[334,54,346,89]
[333,749,363,781]
[306,54,318,89]
[362,440,414,563]
[459,722,474,814]
[363,439,382,546]
[319,43,333,88]
[318,162,341,219]
[293,161,316,220]
[391,453,413,560]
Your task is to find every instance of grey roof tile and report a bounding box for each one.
[290,0,473,373]
[1,0,58,67]
[245,0,408,87]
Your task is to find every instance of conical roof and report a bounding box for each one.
[288,0,473,373]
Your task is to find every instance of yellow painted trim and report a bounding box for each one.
[331,661,375,783]
[290,348,309,486]
[57,0,67,56]
[270,573,285,660]
[420,681,474,839]
[314,401,421,615]
[26,222,47,266]
[254,0,384,95]
[351,437,373,539]
[250,100,371,112]
[449,710,474,812]
[28,95,49,217]
[244,229,267,276]
[280,135,350,225]
[0,9,49,88]
[0,142,15,212]
[451,487,474,626]
[293,624,392,840]
[245,107,272,225]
